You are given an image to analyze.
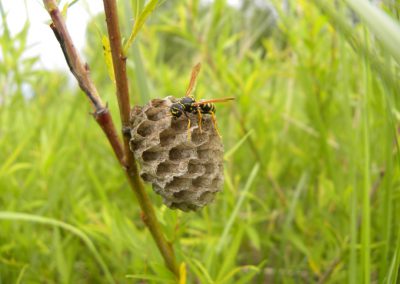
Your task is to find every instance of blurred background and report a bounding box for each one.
[1,0,399,283]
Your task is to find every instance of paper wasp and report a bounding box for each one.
[169,63,234,136]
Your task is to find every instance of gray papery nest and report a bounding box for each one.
[129,97,224,211]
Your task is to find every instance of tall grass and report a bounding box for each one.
[0,0,399,283]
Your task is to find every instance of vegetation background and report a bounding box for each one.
[0,0,399,283]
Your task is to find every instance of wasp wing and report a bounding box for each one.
[185,63,202,97]
[192,97,235,106]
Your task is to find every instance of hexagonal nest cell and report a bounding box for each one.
[129,97,224,211]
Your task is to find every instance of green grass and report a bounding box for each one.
[1,0,400,283]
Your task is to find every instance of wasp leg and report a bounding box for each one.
[184,112,192,141]
[211,111,221,138]
[186,120,192,141]
[196,108,203,133]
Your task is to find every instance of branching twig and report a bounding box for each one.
[43,0,124,163]
[43,0,180,279]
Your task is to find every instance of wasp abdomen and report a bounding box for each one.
[200,103,216,114]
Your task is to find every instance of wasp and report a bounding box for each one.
[169,63,234,137]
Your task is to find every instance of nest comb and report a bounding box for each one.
[129,97,224,211]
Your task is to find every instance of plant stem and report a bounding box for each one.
[102,0,180,278]
[43,0,180,278]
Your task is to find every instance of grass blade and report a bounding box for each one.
[216,163,259,252]
[0,212,115,284]
[185,257,214,283]
[15,264,28,284]
[216,227,245,281]
[344,0,400,64]
[386,228,400,283]
[224,130,254,160]
[360,29,371,284]
[311,0,400,94]
[125,274,175,283]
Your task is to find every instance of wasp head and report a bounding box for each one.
[170,103,184,118]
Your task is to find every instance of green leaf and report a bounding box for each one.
[125,274,175,283]
[124,0,160,53]
[311,0,400,94]
[216,227,245,281]
[220,264,262,284]
[0,212,116,284]
[15,265,29,284]
[245,225,261,250]
[344,0,400,64]
[61,3,69,20]
[385,228,400,283]
[216,163,260,252]
[224,130,254,160]
[185,257,214,283]
[102,35,116,84]
[68,0,80,8]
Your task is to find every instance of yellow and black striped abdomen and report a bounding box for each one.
[200,103,216,114]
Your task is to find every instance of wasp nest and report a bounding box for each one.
[129,97,224,211]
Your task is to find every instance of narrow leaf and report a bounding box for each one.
[179,262,187,284]
[0,212,115,284]
[344,0,400,64]
[124,0,159,53]
[224,130,254,160]
[102,35,116,84]
[216,163,260,252]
